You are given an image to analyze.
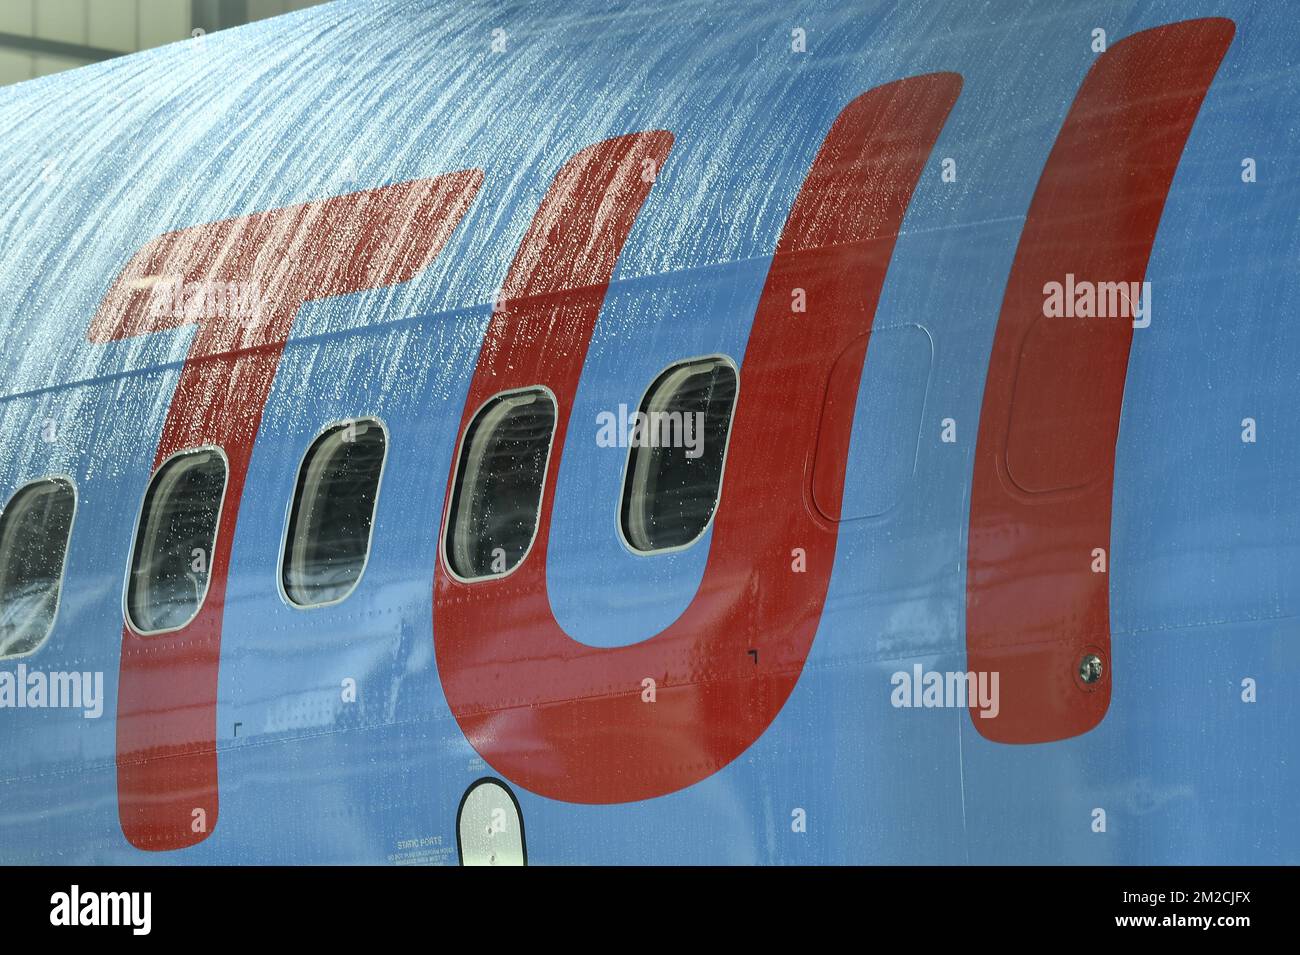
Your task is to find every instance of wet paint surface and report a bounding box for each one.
[96,174,482,849]
[966,19,1234,744]
[0,0,1296,863]
[434,76,958,804]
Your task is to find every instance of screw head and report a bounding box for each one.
[1079,653,1104,685]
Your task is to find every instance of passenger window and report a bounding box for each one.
[0,477,76,658]
[281,419,386,607]
[126,448,227,635]
[620,356,737,552]
[445,388,556,580]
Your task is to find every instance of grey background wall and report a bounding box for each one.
[0,0,328,86]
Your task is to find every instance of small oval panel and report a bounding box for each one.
[457,778,527,866]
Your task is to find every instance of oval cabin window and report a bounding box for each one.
[0,477,77,658]
[281,419,387,608]
[126,448,228,635]
[620,356,738,553]
[445,388,557,580]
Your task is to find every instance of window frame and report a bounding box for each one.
[122,445,230,637]
[276,416,390,610]
[0,474,78,660]
[441,385,559,584]
[616,354,740,557]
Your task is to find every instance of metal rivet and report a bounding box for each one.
[1079,653,1104,685]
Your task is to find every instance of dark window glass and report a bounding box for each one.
[446,389,556,580]
[282,419,386,607]
[127,449,227,634]
[621,357,737,552]
[0,478,76,657]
